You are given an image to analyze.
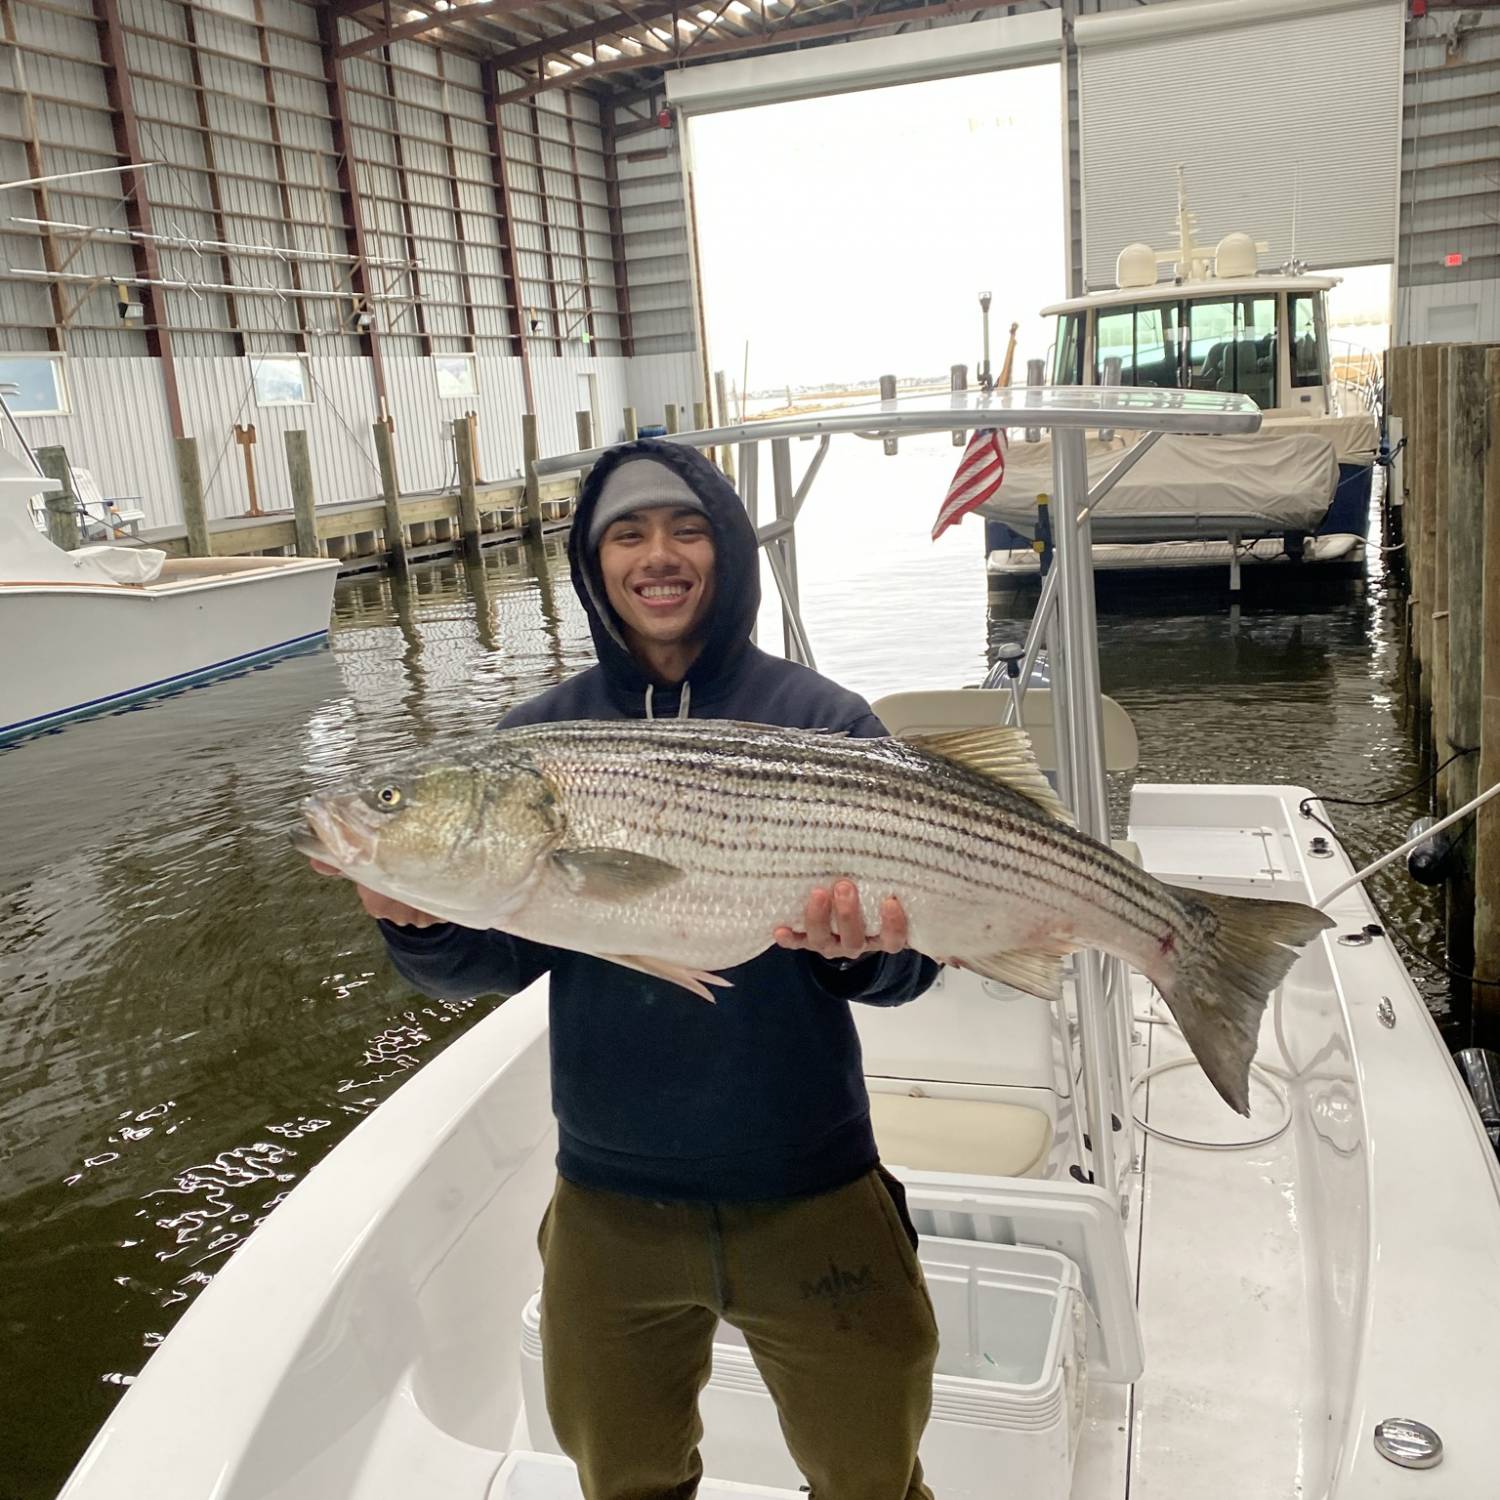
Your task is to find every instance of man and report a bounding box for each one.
[316,439,941,1499]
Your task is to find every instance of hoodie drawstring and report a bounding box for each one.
[643,681,691,720]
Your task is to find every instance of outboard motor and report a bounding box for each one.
[1455,1048,1500,1156]
[1406,816,1455,886]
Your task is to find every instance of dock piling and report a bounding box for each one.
[664,404,680,435]
[174,436,212,558]
[371,420,408,571]
[284,430,320,558]
[1477,347,1500,1004]
[623,406,638,441]
[35,445,80,552]
[879,375,897,455]
[453,415,482,562]
[522,413,542,541]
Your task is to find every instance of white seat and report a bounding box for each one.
[870,1091,1053,1179]
[873,687,1138,773]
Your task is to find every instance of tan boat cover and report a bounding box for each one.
[982,430,1340,534]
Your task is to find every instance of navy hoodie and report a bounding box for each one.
[380,438,938,1201]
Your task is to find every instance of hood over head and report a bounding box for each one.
[568,438,760,710]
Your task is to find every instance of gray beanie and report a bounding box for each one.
[587,457,706,548]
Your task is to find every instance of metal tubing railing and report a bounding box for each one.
[1050,425,1119,1205]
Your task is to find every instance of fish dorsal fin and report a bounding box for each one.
[901,726,1074,826]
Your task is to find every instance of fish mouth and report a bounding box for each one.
[294,795,381,870]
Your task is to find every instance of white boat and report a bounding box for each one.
[986,177,1381,585]
[0,449,342,743]
[58,390,1500,1500]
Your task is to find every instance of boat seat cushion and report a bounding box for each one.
[870,1092,1053,1180]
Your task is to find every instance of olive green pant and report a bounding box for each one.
[537,1170,939,1500]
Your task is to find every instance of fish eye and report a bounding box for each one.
[375,784,403,810]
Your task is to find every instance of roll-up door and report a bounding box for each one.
[1076,0,1404,290]
[663,9,1061,116]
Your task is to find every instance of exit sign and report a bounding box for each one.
[1445,252,1465,267]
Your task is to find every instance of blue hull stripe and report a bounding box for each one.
[0,628,329,741]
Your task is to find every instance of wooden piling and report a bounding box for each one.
[284,429,319,558]
[664,403,680,435]
[174,435,212,558]
[453,415,482,561]
[371,420,407,571]
[522,412,542,541]
[1446,344,1488,974]
[35,446,80,552]
[1434,351,1453,789]
[623,406,638,441]
[1414,345,1442,709]
[879,374,897,455]
[576,409,594,491]
[1477,346,1500,999]
[714,370,736,483]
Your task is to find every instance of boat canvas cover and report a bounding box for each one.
[0,449,162,585]
[981,431,1339,540]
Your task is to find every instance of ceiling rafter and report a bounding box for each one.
[497,0,962,100]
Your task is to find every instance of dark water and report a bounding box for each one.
[0,435,1447,1497]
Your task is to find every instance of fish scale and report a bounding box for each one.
[297,717,1335,1115]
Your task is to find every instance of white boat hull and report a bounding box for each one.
[0,557,342,741]
[988,532,1365,579]
[55,783,1500,1500]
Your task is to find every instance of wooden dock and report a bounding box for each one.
[1384,342,1500,1032]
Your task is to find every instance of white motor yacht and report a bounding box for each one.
[0,448,341,743]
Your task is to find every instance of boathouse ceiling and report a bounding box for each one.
[329,0,1101,108]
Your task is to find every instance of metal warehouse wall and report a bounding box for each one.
[0,0,700,528]
[1396,8,1500,344]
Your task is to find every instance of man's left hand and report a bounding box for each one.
[774,881,909,961]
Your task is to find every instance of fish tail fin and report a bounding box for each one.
[1154,888,1334,1116]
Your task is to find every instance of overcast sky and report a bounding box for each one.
[688,67,1390,395]
[689,65,1068,394]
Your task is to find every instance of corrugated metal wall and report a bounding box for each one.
[1396,9,1500,343]
[1,0,702,527]
[616,121,696,359]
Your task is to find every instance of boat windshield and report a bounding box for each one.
[1080,292,1281,409]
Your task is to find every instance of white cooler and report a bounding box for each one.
[520,1236,1088,1500]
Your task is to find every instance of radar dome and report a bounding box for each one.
[1116,242,1156,289]
[1215,232,1258,279]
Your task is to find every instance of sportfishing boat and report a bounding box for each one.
[59,388,1499,1500]
[985,177,1381,586]
[0,448,341,743]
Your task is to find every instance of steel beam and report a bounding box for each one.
[482,62,536,413]
[252,0,310,353]
[92,0,184,437]
[491,3,679,70]
[381,48,434,357]
[337,0,551,57]
[495,0,984,101]
[436,49,481,356]
[600,102,634,356]
[528,95,564,356]
[181,0,246,355]
[562,90,597,350]
[318,3,388,407]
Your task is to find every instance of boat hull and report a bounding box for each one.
[0,559,342,742]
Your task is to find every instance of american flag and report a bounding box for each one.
[931,427,1006,541]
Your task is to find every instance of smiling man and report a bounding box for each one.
[329,439,940,1500]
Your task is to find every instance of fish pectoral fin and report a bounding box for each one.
[551,846,684,899]
[594,952,734,1004]
[901,727,1074,827]
[953,945,1067,1002]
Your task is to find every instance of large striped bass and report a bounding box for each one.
[296,719,1333,1115]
